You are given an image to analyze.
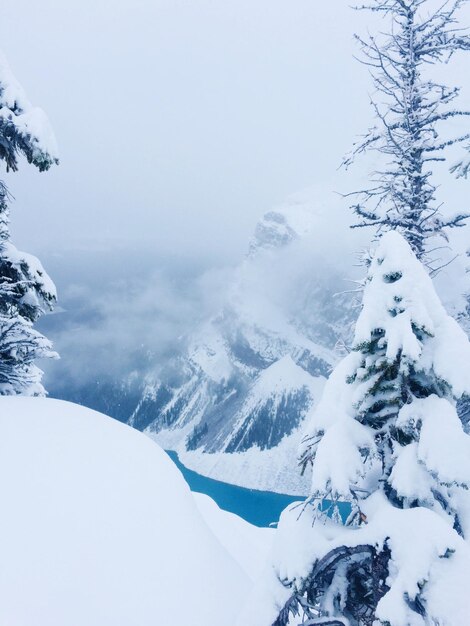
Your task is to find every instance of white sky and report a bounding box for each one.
[1,0,469,262]
[0,0,373,262]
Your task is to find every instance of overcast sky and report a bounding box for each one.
[2,0,469,263]
[0,0,377,262]
[2,1,470,390]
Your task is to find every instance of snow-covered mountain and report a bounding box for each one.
[126,199,358,493]
[41,193,363,494]
[42,195,469,494]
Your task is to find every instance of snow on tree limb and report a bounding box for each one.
[0,51,59,172]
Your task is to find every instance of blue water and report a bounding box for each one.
[166,450,350,528]
[166,450,304,527]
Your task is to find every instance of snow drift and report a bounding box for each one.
[0,397,250,626]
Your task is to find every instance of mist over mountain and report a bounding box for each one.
[37,184,470,493]
[37,191,363,491]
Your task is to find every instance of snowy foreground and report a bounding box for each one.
[0,398,273,626]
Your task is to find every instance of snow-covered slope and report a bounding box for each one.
[128,197,358,493]
[0,397,250,626]
[194,492,274,582]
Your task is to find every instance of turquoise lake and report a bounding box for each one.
[166,450,351,528]
[166,450,304,527]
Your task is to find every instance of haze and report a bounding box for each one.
[1,0,469,389]
[0,0,377,259]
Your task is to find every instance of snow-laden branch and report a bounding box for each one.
[0,51,59,172]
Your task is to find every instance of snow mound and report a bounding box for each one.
[0,398,249,626]
[194,492,274,582]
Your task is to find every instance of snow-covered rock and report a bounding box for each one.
[0,397,250,626]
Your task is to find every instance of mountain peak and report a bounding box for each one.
[248,204,315,257]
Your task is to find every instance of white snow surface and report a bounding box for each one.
[0,397,251,626]
[194,492,274,581]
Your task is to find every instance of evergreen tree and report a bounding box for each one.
[271,232,470,626]
[0,52,59,395]
[343,0,470,264]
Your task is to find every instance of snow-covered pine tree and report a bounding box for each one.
[343,0,470,264]
[0,52,59,395]
[271,231,470,626]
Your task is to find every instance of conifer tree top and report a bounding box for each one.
[355,231,470,396]
[343,0,470,261]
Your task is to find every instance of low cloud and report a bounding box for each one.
[38,246,234,391]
